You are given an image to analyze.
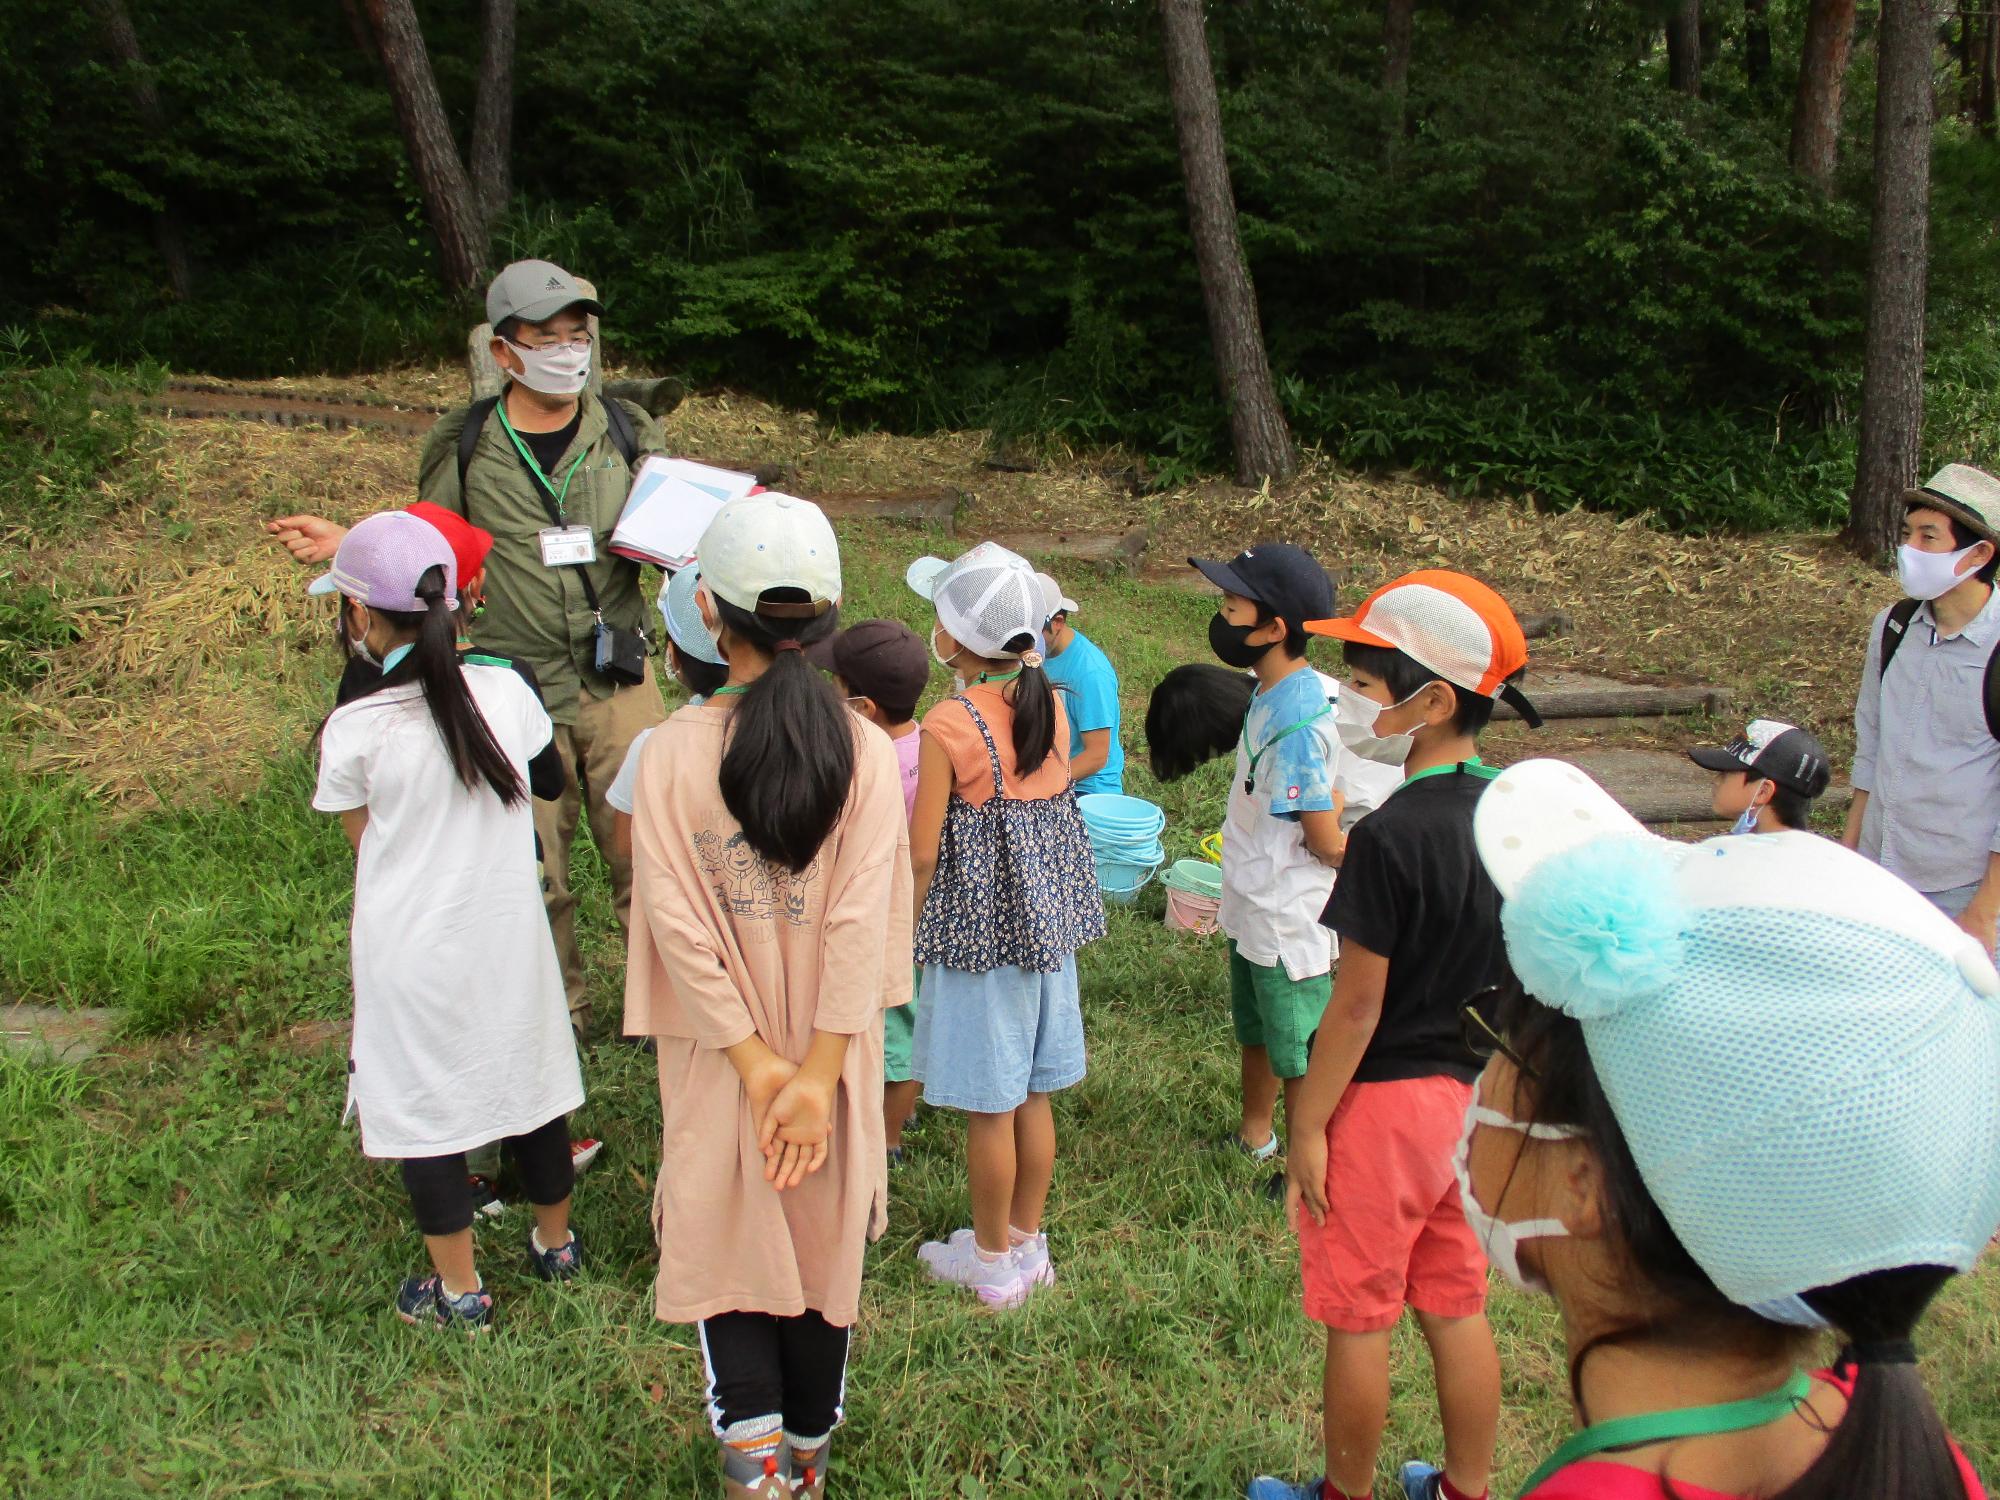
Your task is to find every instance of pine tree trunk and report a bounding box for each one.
[1382,0,1416,168]
[1157,0,1297,486]
[469,0,516,233]
[1790,0,1858,188]
[85,0,193,300]
[1744,0,1772,88]
[1847,0,1938,561]
[363,0,487,293]
[1666,0,1703,96]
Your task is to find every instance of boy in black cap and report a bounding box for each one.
[807,619,931,1164]
[1187,546,1351,1190]
[1687,719,1832,835]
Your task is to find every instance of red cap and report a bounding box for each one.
[406,501,494,591]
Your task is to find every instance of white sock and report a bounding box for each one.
[530,1225,570,1254]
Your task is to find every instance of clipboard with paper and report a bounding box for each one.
[608,456,759,569]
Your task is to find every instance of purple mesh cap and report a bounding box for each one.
[308,511,459,611]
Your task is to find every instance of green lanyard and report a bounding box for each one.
[495,403,587,522]
[1517,1369,1812,1498]
[709,683,747,699]
[976,668,1019,685]
[1399,755,1499,790]
[1240,702,1329,795]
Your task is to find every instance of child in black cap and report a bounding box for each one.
[1687,719,1832,835]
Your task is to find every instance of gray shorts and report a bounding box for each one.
[912,956,1086,1114]
[1925,882,2000,952]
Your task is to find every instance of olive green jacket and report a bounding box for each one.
[417,391,666,724]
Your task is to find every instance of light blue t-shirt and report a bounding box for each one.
[1242,664,1336,819]
[1044,628,1124,796]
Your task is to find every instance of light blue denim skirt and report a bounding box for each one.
[911,956,1086,1113]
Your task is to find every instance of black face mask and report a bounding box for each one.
[1208,612,1273,669]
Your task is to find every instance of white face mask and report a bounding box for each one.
[1333,683,1426,767]
[343,603,380,668]
[930,626,966,691]
[504,337,592,397]
[1897,542,1983,601]
[1452,1099,1583,1294]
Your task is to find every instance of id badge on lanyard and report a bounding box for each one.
[538,525,597,567]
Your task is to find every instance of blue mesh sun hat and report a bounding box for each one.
[659,563,726,666]
[1474,759,2000,1326]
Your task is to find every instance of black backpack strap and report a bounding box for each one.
[1876,597,1923,679]
[1985,641,2000,745]
[600,395,640,468]
[457,395,502,497]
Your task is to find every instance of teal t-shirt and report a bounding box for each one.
[1044,628,1124,795]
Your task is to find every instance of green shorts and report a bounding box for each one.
[884,965,921,1083]
[1229,942,1330,1080]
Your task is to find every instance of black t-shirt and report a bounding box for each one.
[1320,764,1504,1084]
[520,409,582,485]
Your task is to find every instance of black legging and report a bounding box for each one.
[699,1310,850,1439]
[400,1113,572,1235]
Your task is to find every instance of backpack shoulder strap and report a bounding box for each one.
[1877,597,1922,679]
[600,395,639,468]
[457,395,502,499]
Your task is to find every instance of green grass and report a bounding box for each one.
[2,525,1997,1496]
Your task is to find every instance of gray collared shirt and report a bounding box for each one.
[1852,585,2000,892]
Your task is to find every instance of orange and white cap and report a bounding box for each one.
[1306,569,1542,727]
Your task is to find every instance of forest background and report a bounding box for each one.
[6,0,1999,538]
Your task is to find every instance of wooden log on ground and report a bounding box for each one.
[1497,671,1729,722]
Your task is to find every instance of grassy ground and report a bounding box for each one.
[3,397,1997,1496]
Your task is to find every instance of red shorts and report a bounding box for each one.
[1297,1075,1489,1332]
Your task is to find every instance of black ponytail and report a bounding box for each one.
[378,565,525,806]
[715,594,852,872]
[1003,631,1057,776]
[1496,987,1971,1500]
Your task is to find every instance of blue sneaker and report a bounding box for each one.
[395,1274,493,1334]
[1246,1478,1324,1500]
[1400,1462,1444,1499]
[526,1225,584,1282]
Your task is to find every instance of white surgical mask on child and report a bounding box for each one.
[1897,542,1983,601]
[504,338,592,397]
[344,605,380,669]
[1451,1099,1583,1295]
[931,627,966,691]
[1334,684,1424,767]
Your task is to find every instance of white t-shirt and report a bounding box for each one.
[1218,670,1401,981]
[606,724,657,816]
[313,664,584,1159]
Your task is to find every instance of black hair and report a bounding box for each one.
[1001,631,1058,775]
[492,314,522,344]
[1761,779,1817,832]
[1943,515,2000,584]
[1493,986,1965,1499]
[1342,641,1516,735]
[1145,663,1257,781]
[714,593,853,872]
[1254,604,1312,659]
[372,566,525,805]
[671,641,729,701]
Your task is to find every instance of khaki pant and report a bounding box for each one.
[535,667,665,1029]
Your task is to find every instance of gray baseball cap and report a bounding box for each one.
[1905,463,2000,544]
[485,259,604,327]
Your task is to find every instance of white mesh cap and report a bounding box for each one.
[906,542,1045,659]
[1035,571,1079,624]
[1475,759,2000,1318]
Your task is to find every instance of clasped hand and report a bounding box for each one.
[742,1054,835,1191]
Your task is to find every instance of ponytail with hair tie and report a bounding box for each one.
[376,564,524,806]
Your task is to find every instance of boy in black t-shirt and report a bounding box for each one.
[1247,570,1541,1500]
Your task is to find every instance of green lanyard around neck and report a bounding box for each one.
[1517,1369,1812,1498]
[1240,699,1329,795]
[495,402,586,521]
[1399,755,1497,789]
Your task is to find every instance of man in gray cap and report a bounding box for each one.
[1847,462,2000,954]
[268,260,667,1033]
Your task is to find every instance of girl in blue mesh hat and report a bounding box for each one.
[1451,759,2000,1500]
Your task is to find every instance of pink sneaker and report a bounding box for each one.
[916,1229,1031,1309]
[1013,1231,1056,1290]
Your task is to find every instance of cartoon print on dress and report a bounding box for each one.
[692,830,819,927]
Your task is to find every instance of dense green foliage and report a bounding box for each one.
[6,0,1998,527]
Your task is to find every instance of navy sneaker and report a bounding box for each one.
[395,1274,493,1334]
[526,1226,584,1282]
[1399,1462,1444,1499]
[1246,1478,1324,1500]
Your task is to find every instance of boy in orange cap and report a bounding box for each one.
[1249,570,1539,1500]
